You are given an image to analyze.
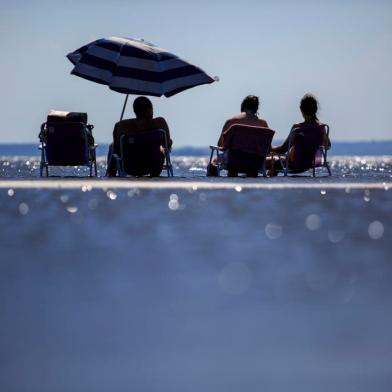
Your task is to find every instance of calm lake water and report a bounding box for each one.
[0,155,391,392]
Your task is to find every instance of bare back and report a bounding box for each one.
[113,117,172,149]
[218,112,269,148]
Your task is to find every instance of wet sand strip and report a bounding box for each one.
[0,179,391,190]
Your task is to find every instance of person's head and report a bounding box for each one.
[241,95,259,115]
[133,96,153,119]
[300,94,319,121]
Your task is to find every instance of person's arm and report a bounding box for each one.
[325,134,331,148]
[271,124,298,154]
[112,122,121,153]
[217,120,230,148]
[271,135,289,154]
[157,118,172,150]
[323,126,331,148]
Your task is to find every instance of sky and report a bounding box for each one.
[0,0,391,146]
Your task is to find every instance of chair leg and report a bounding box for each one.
[105,151,113,177]
[216,151,224,177]
[209,149,214,165]
[40,147,46,177]
[261,161,267,177]
[165,153,173,177]
[166,164,170,177]
[326,163,332,176]
[40,148,49,177]
[283,157,289,177]
[94,161,98,176]
[115,158,124,177]
[313,166,316,177]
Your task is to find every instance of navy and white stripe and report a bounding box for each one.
[67,37,216,97]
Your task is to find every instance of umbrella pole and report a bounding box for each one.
[120,94,129,120]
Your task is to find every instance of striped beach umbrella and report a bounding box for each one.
[67,37,217,118]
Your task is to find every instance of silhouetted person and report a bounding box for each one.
[214,95,272,176]
[107,96,172,176]
[269,94,330,175]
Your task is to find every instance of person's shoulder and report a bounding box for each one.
[256,118,269,128]
[116,118,136,127]
[292,122,305,129]
[229,112,246,121]
[153,117,168,127]
[292,121,322,129]
[223,113,246,128]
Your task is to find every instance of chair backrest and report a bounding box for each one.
[222,124,275,157]
[288,124,328,169]
[44,122,89,165]
[119,129,167,176]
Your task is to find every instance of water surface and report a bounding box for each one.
[0,156,391,392]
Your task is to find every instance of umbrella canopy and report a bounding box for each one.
[67,37,217,98]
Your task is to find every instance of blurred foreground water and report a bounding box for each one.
[0,156,391,392]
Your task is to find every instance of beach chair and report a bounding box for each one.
[271,124,331,177]
[208,124,275,177]
[39,111,98,177]
[112,129,174,177]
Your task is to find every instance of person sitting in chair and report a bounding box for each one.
[212,95,271,177]
[107,96,173,177]
[268,94,330,176]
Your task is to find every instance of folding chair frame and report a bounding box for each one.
[208,146,269,177]
[208,124,275,177]
[208,145,225,177]
[112,129,174,177]
[39,122,98,177]
[272,124,332,177]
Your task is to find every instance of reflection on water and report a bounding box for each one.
[0,157,391,392]
[1,155,392,180]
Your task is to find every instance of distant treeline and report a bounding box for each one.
[0,142,391,157]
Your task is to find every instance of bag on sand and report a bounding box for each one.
[206,163,219,177]
[46,110,88,124]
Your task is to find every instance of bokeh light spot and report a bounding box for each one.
[305,214,321,231]
[368,221,384,240]
[265,223,283,239]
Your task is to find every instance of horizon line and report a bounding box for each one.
[1,139,392,147]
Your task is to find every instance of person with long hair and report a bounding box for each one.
[269,94,330,175]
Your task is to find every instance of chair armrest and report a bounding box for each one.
[209,145,223,151]
[89,144,98,150]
